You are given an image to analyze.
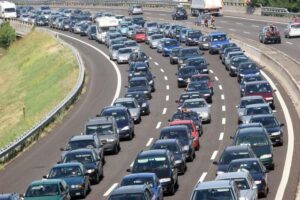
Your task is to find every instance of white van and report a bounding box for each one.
[95,16,119,43]
[0,1,16,19]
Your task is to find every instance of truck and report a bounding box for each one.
[190,0,222,16]
[0,1,16,19]
[95,16,119,43]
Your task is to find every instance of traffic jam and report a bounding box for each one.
[10,3,300,200]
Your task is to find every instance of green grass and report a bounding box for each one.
[0,31,78,149]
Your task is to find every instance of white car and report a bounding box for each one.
[181,98,211,123]
[284,21,300,38]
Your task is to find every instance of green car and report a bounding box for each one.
[23,179,71,200]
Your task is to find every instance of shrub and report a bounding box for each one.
[0,22,16,49]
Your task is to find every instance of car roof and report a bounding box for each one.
[30,179,62,185]
[237,123,263,129]
[195,180,233,190]
[240,95,264,100]
[115,97,135,102]
[102,105,127,112]
[245,103,270,108]
[138,149,168,157]
[169,119,193,125]
[216,171,250,180]
[224,145,251,152]
[86,116,114,125]
[70,134,94,141]
[130,76,148,81]
[161,125,188,131]
[110,185,148,195]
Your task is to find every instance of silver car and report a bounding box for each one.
[216,171,258,200]
[124,40,140,52]
[240,103,273,124]
[109,44,126,60]
[113,97,141,123]
[149,34,164,49]
[181,98,211,123]
[117,48,133,64]
[236,96,266,122]
[156,38,167,53]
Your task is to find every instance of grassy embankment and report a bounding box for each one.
[0,31,79,149]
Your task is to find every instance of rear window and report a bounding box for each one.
[291,24,300,28]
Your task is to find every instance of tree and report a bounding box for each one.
[0,22,16,49]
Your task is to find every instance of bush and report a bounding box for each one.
[0,22,16,49]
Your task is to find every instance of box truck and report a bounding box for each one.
[190,0,222,16]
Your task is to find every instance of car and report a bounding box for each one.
[169,47,181,64]
[176,66,198,88]
[87,24,97,40]
[215,171,258,200]
[177,47,204,66]
[218,43,238,59]
[159,125,195,161]
[127,77,152,99]
[185,82,213,103]
[221,46,242,64]
[100,106,134,140]
[23,179,71,200]
[108,185,154,200]
[113,97,141,124]
[109,44,126,60]
[118,22,130,36]
[239,103,273,124]
[132,16,145,26]
[240,74,264,94]
[236,96,267,121]
[186,30,202,46]
[165,24,179,38]
[249,114,284,146]
[145,30,160,44]
[46,163,91,198]
[243,80,275,108]
[120,173,163,200]
[158,22,169,33]
[181,57,209,74]
[105,32,122,47]
[79,22,90,36]
[125,91,150,115]
[128,51,149,66]
[213,145,257,175]
[61,149,103,184]
[156,38,168,53]
[237,62,261,83]
[179,28,189,43]
[228,55,249,76]
[228,158,269,197]
[259,25,281,44]
[116,47,133,64]
[128,61,150,80]
[224,51,245,70]
[176,91,203,108]
[124,40,139,52]
[172,7,188,20]
[284,21,300,38]
[191,74,213,93]
[85,116,120,153]
[144,21,158,32]
[162,38,180,57]
[173,25,186,40]
[0,193,20,200]
[198,35,210,50]
[151,139,187,174]
[130,69,156,92]
[190,180,243,200]
[60,134,104,163]
[35,15,48,26]
[128,4,143,15]
[232,126,274,170]
[109,37,127,47]
[208,32,230,54]
[128,149,178,195]
[169,120,200,150]
[132,28,146,42]
[180,98,211,123]
[149,34,164,48]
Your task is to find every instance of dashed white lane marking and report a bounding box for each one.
[160,68,165,73]
[149,56,152,60]
[243,31,250,34]
[221,94,225,100]
[252,24,259,28]
[130,161,134,167]
[215,76,219,81]
[154,62,159,66]
[222,105,226,112]
[219,85,223,90]
[210,150,218,160]
[236,22,243,25]
[166,95,169,101]
[146,138,154,147]
[164,76,168,81]
[219,132,224,141]
[162,108,167,115]
[209,69,214,73]
[104,183,119,196]
[229,28,236,32]
[198,172,207,183]
[166,85,170,90]
[156,121,162,129]
[286,41,293,45]
[222,118,226,125]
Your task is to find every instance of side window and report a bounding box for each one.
[145,189,153,200]
[59,183,65,193]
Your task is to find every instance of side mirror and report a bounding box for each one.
[59,148,65,151]
[125,85,128,88]
[57,161,61,164]
[126,168,131,172]
[42,175,48,179]
[230,136,234,139]
[273,89,277,92]
[280,123,285,127]
[207,63,210,65]
[175,100,179,103]
[175,73,177,75]
[212,161,218,165]
[252,184,258,190]
[96,114,100,117]
[153,76,156,79]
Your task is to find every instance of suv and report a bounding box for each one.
[208,32,230,54]
[109,185,154,200]
[129,149,178,195]
[172,7,188,20]
[85,116,120,154]
[128,5,143,15]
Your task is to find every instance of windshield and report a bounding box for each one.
[133,156,169,172]
[164,40,178,46]
[25,184,60,197]
[228,161,263,173]
[160,130,189,145]
[152,143,180,152]
[178,67,196,75]
[191,76,209,82]
[188,82,210,92]
[188,59,206,66]
[49,166,82,178]
[188,31,201,38]
[130,80,147,87]
[63,152,94,164]
[126,42,138,47]
[242,76,263,83]
[183,100,206,108]
[147,22,157,27]
[4,8,16,12]
[114,101,136,109]
[291,24,300,28]
[86,124,114,135]
[240,63,258,71]
[220,151,251,164]
[245,106,271,115]
[211,34,227,42]
[251,117,278,128]
[236,135,269,147]
[68,140,95,150]
[101,110,128,123]
[179,93,202,103]
[109,193,145,200]
[121,177,154,187]
[119,48,132,54]
[181,48,199,57]
[192,188,233,200]
[245,83,272,93]
[240,98,265,108]
[152,35,164,40]
[112,45,125,50]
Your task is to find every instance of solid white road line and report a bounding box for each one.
[162,108,167,115]
[55,32,122,106]
[286,41,293,45]
[222,105,226,112]
[221,94,225,100]
[156,122,162,129]
[210,151,218,160]
[164,76,168,81]
[166,95,169,101]
[160,68,164,73]
[222,118,226,125]
[166,85,170,90]
[154,62,159,66]
[146,138,154,147]
[219,85,223,90]
[104,183,119,197]
[219,132,224,141]
[198,172,207,183]
[215,76,219,81]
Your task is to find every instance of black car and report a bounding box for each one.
[186,81,213,103]
[129,149,178,195]
[100,106,134,140]
[176,66,198,88]
[62,149,103,184]
[172,7,188,20]
[185,30,202,46]
[130,69,156,92]
[125,91,150,115]
[180,57,209,74]
[128,62,150,80]
[240,74,264,94]
[127,77,152,99]
[128,51,149,66]
[228,55,249,76]
[87,25,97,40]
[212,145,257,175]
[159,125,195,161]
[108,185,154,200]
[151,139,187,174]
[177,47,204,67]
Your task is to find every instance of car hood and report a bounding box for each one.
[250,172,265,181]
[129,108,140,116]
[265,126,281,134]
[62,176,85,185]
[217,163,230,173]
[246,92,273,99]
[128,86,149,92]
[240,69,260,75]
[241,115,252,124]
[251,145,272,157]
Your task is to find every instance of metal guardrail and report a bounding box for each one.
[261,6,300,18]
[0,24,85,164]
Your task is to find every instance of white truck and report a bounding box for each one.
[0,1,16,19]
[95,16,119,43]
[190,0,222,16]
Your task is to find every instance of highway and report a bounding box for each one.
[0,8,299,200]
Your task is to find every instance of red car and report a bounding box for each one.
[191,74,214,94]
[132,29,146,42]
[169,120,200,150]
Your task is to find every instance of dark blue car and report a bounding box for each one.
[162,38,180,57]
[208,32,230,54]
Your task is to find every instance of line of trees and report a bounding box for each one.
[250,0,300,12]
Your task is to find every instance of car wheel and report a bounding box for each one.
[113,144,119,154]
[87,181,91,192]
[169,182,175,195]
[81,186,87,198]
[128,131,133,140]
[94,172,100,184]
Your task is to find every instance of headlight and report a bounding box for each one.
[175,160,182,164]
[142,102,147,107]
[265,97,273,101]
[230,65,236,70]
[143,91,149,94]
[240,74,245,77]
[107,138,116,142]
[159,178,171,183]
[71,184,84,189]
[183,145,189,151]
[121,126,130,131]
[260,154,272,159]
[149,80,153,84]
[254,180,262,185]
[255,72,260,75]
[87,169,95,173]
[271,131,281,136]
[204,93,210,96]
[178,78,183,81]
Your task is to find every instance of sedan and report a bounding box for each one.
[124,91,150,115]
[180,98,211,123]
[149,34,164,48]
[116,48,133,64]
[180,57,209,74]
[185,81,213,103]
[239,103,273,124]
[124,40,140,52]
[176,66,198,88]
[109,44,126,60]
[113,97,141,124]
[236,96,267,120]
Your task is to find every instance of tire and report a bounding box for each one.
[128,131,133,140]
[113,144,119,155]
[169,182,175,195]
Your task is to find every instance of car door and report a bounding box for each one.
[59,182,70,200]
[169,152,178,183]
